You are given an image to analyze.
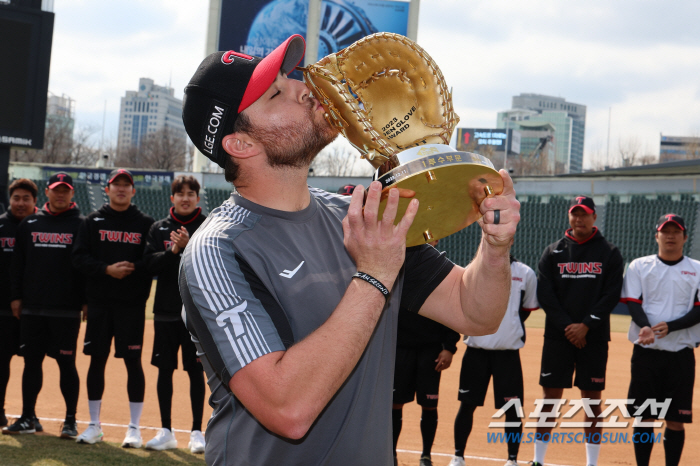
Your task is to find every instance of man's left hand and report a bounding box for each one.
[171,227,190,254]
[652,321,669,339]
[565,323,588,349]
[434,349,453,371]
[477,170,520,249]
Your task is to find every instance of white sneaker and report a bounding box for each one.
[504,461,519,466]
[448,457,465,466]
[188,430,205,454]
[145,428,177,450]
[76,423,103,444]
[122,425,143,448]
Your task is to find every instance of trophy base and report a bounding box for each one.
[375,145,503,247]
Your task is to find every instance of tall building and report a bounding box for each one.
[497,93,586,174]
[117,78,187,158]
[46,92,75,141]
[660,134,700,162]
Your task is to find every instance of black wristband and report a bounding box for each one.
[353,272,390,300]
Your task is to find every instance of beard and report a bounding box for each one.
[247,102,338,170]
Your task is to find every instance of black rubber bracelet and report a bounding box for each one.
[353,272,390,300]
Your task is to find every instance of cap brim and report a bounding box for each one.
[238,34,306,112]
[48,181,74,190]
[569,205,594,214]
[108,174,134,184]
[657,220,685,231]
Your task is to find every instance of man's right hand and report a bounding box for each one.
[106,261,136,279]
[637,326,655,345]
[10,299,21,319]
[564,323,587,349]
[342,182,418,292]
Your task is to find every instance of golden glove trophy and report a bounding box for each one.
[301,32,503,247]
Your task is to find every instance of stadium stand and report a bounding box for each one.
[439,194,698,273]
[133,187,172,220]
[12,176,700,274]
[604,194,697,265]
[203,187,233,213]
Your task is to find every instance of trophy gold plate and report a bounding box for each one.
[375,144,503,247]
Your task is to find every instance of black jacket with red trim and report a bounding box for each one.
[0,209,35,313]
[72,203,154,306]
[143,207,206,319]
[537,227,624,342]
[10,203,85,315]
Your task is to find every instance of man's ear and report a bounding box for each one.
[222,133,257,160]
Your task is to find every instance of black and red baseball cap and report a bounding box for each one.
[182,35,306,168]
[569,196,596,214]
[656,213,685,231]
[47,172,74,190]
[108,168,134,185]
[337,184,356,196]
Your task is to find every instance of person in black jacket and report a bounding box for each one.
[392,240,460,466]
[0,179,38,430]
[531,196,623,466]
[143,175,207,453]
[3,173,84,439]
[71,168,154,448]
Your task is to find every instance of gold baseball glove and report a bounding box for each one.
[301,32,460,169]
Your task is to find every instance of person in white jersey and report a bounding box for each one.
[621,213,700,466]
[447,251,539,466]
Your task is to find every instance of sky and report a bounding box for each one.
[46,0,700,170]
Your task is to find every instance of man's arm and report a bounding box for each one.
[71,217,108,275]
[653,293,700,338]
[582,248,624,330]
[417,170,520,335]
[131,217,155,273]
[210,183,417,439]
[10,221,27,318]
[519,265,541,323]
[10,221,27,303]
[621,259,653,344]
[666,305,700,332]
[143,222,178,276]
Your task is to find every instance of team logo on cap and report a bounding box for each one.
[576,196,586,204]
[221,51,254,65]
[56,174,67,181]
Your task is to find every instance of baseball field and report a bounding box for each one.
[1,298,698,465]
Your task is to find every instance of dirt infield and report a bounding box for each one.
[4,314,700,465]
[4,321,214,450]
[396,314,700,466]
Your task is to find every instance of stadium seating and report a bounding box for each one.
[439,194,697,272]
[439,196,571,270]
[14,178,699,272]
[133,187,171,220]
[203,187,233,213]
[604,194,697,265]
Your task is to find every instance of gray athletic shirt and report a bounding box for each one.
[180,187,454,466]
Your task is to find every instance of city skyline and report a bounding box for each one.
[44,0,700,170]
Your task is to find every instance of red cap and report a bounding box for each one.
[108,168,134,185]
[239,35,306,112]
[47,172,74,190]
[569,196,595,214]
[656,213,685,231]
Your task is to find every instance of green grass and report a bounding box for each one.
[0,434,206,466]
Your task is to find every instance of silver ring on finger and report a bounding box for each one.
[493,209,500,225]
